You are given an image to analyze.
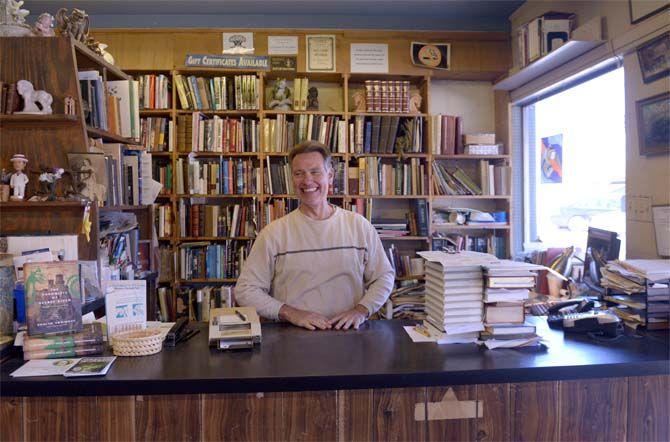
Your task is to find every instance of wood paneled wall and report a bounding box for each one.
[1,375,668,442]
[91,29,510,81]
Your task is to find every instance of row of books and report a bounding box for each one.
[292,77,311,111]
[262,157,345,196]
[262,198,300,226]
[136,74,171,109]
[176,157,259,196]
[262,114,347,153]
[430,114,463,155]
[98,144,152,206]
[353,157,426,196]
[187,113,260,153]
[152,161,172,195]
[174,286,234,322]
[513,12,574,72]
[432,163,482,196]
[353,116,424,154]
[79,73,141,140]
[174,74,259,110]
[156,204,173,237]
[140,117,172,152]
[432,234,507,259]
[158,245,174,282]
[0,81,20,114]
[479,161,511,196]
[178,241,250,280]
[363,80,412,113]
[178,201,258,238]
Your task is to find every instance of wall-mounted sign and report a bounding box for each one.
[410,42,450,70]
[350,43,388,73]
[306,35,336,72]
[270,56,297,72]
[268,36,298,55]
[223,32,254,54]
[184,54,269,70]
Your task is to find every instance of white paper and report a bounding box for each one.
[350,43,389,73]
[7,235,78,261]
[104,280,147,340]
[10,358,80,377]
[403,325,435,342]
[268,36,298,55]
[653,206,670,257]
[223,32,254,54]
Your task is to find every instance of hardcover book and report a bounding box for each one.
[24,261,83,336]
[23,323,104,352]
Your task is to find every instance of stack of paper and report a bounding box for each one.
[418,251,499,343]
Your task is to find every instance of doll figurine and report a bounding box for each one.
[33,12,55,36]
[9,153,29,200]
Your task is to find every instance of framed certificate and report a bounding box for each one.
[306,35,336,72]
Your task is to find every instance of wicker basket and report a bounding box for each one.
[112,328,165,357]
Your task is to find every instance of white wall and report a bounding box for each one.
[430,80,495,134]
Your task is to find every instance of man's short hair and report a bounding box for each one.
[288,141,332,170]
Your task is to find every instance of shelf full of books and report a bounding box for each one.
[123,68,513,320]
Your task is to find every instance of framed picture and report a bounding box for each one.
[67,152,108,202]
[636,92,670,156]
[637,32,669,84]
[629,0,669,24]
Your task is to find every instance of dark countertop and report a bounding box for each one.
[1,318,668,397]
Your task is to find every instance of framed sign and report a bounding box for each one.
[629,0,669,24]
[636,92,670,156]
[306,35,336,72]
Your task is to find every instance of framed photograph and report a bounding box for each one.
[637,32,669,84]
[629,0,669,24]
[636,92,670,156]
[306,35,336,72]
[67,152,108,202]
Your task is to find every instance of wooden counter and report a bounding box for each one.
[1,319,668,441]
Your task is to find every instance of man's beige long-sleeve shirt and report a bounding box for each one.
[235,206,395,319]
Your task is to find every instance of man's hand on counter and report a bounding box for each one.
[279,305,332,331]
[329,304,369,330]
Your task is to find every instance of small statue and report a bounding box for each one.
[268,78,292,111]
[15,80,53,115]
[55,7,89,42]
[352,90,366,112]
[97,42,115,65]
[409,93,422,114]
[32,12,55,36]
[307,87,319,111]
[9,153,29,201]
[38,168,64,201]
[0,0,32,36]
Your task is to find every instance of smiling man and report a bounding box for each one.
[235,141,395,330]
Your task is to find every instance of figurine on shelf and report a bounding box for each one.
[268,78,292,111]
[55,7,89,42]
[307,86,319,111]
[352,90,366,112]
[409,93,422,114]
[0,0,32,36]
[32,12,55,36]
[9,153,29,201]
[15,80,53,115]
[97,42,115,65]
[38,168,64,201]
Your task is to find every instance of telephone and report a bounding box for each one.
[548,310,621,337]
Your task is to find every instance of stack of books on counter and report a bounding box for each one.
[418,251,499,344]
[480,262,543,348]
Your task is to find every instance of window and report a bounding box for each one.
[521,67,626,257]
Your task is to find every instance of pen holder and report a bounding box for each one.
[112,328,165,357]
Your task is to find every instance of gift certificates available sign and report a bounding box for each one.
[185,54,270,70]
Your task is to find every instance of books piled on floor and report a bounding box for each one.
[418,251,499,344]
[480,261,543,348]
[601,259,670,329]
